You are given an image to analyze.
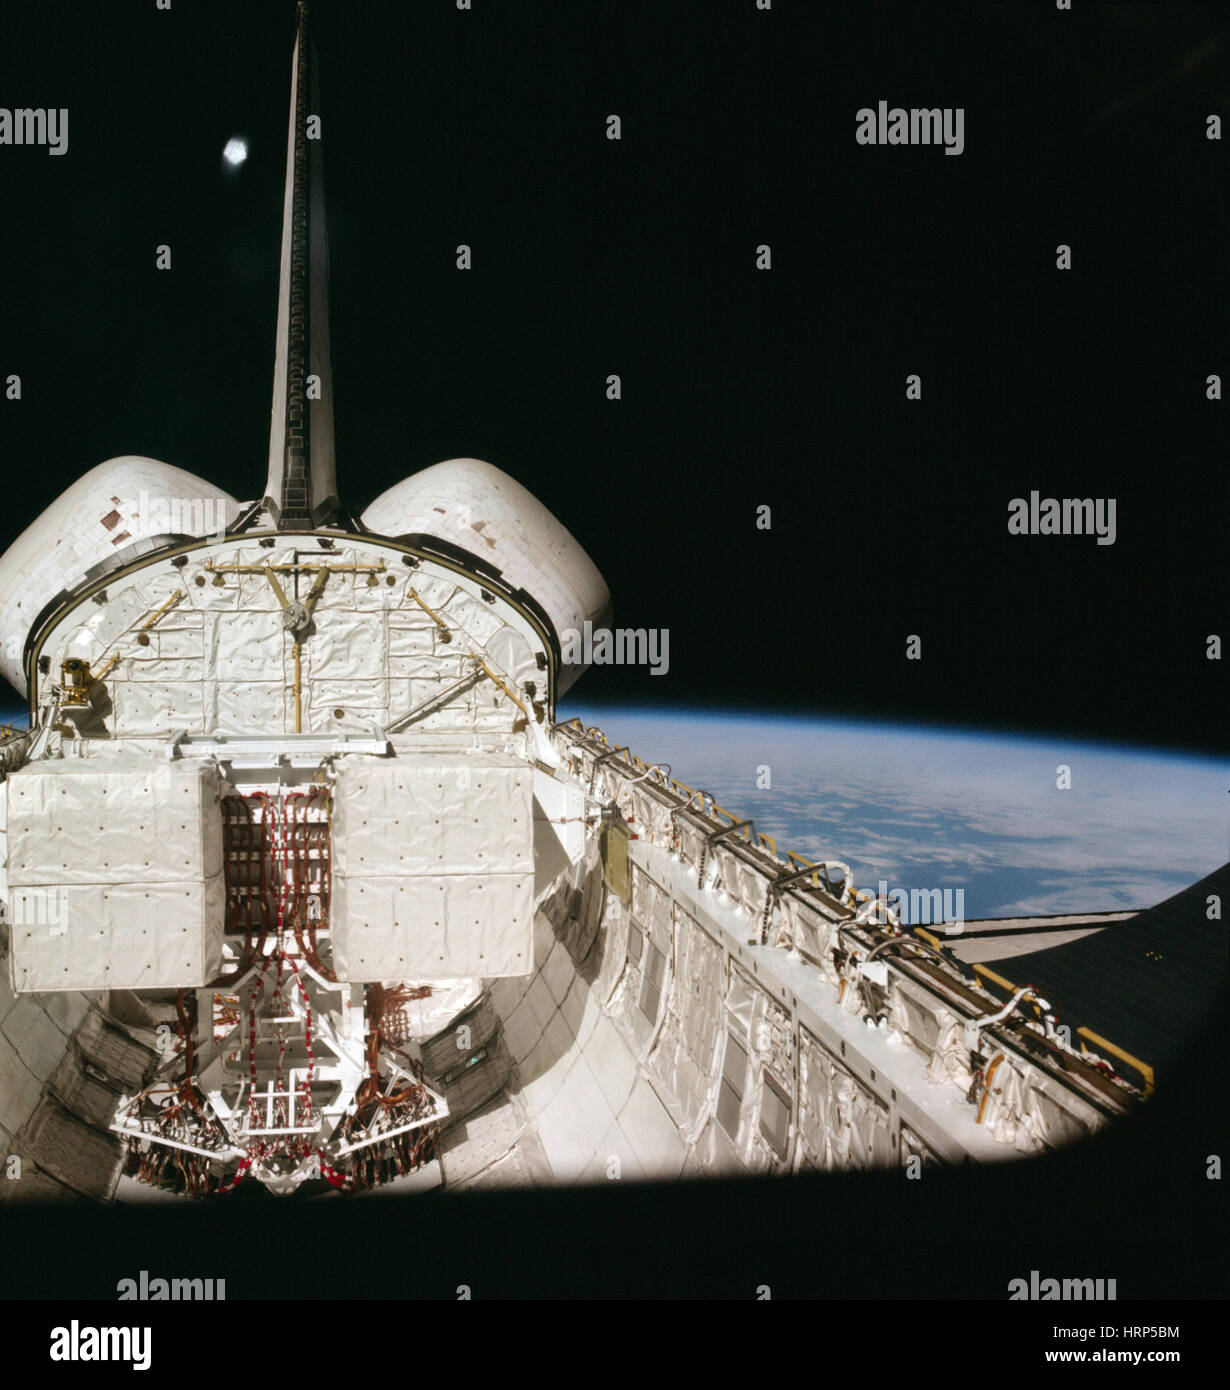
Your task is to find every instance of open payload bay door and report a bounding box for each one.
[330,752,534,980]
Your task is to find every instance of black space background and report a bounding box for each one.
[0,0,1227,1309]
[0,0,1226,749]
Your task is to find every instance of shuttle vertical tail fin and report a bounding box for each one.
[263,1,339,530]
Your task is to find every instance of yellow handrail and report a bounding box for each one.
[1077,1027,1155,1098]
[972,961,1020,996]
[971,961,1045,1019]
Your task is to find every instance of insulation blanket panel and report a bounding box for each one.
[5,761,226,992]
[331,754,534,980]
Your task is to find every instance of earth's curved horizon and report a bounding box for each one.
[561,704,1229,921]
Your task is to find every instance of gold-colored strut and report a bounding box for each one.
[88,589,188,687]
[405,587,452,639]
[205,561,386,575]
[292,641,302,733]
[405,586,531,721]
[262,564,291,609]
[468,651,530,721]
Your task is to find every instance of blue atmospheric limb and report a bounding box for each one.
[559,705,1229,920]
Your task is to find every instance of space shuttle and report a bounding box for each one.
[0,4,1159,1200]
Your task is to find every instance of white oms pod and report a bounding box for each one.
[0,457,239,694]
[362,458,611,695]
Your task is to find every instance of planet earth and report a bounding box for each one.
[560,704,1229,921]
